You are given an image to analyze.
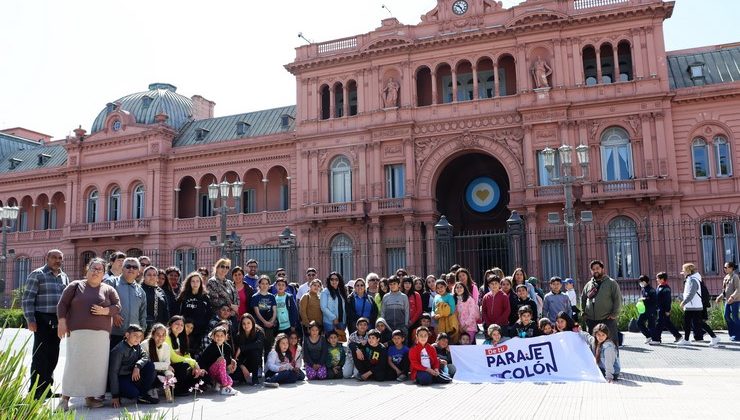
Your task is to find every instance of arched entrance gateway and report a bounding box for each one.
[427,144,520,282]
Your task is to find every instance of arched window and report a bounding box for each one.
[701,222,717,274]
[600,127,633,181]
[347,80,358,116]
[320,85,330,120]
[617,41,633,82]
[334,83,344,118]
[133,184,145,219]
[108,187,121,221]
[330,156,352,203]
[692,138,710,178]
[714,136,732,177]
[497,55,517,96]
[87,190,98,223]
[582,46,597,86]
[331,234,354,280]
[415,67,433,106]
[600,44,614,84]
[607,216,640,279]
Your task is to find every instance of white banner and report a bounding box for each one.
[449,332,606,383]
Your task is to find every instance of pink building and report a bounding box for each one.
[1,0,739,296]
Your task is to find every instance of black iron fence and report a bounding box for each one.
[3,215,738,307]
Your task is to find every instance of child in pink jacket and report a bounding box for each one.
[454,282,480,343]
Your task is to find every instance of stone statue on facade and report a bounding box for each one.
[531,56,552,89]
[382,78,400,108]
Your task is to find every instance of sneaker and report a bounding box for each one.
[676,339,691,347]
[644,338,652,344]
[213,385,221,393]
[674,337,684,344]
[137,395,159,404]
[648,340,661,345]
[396,374,407,382]
[148,389,159,399]
[220,387,237,396]
[710,337,720,347]
[263,381,279,388]
[57,399,69,412]
[85,397,104,408]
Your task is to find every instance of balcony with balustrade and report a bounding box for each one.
[301,201,367,221]
[581,178,666,204]
[173,211,293,231]
[68,219,152,239]
[368,197,413,216]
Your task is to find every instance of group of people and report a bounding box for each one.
[20,249,739,410]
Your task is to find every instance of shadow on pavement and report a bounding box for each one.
[617,372,683,386]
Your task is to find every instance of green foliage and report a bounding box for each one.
[119,408,177,420]
[617,301,728,331]
[11,288,24,309]
[0,308,25,328]
[0,328,75,419]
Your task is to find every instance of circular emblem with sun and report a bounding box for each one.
[465,177,500,213]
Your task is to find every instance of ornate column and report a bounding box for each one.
[472,64,479,100]
[493,63,500,97]
[431,70,438,105]
[613,46,621,82]
[451,69,458,103]
[631,29,645,80]
[596,48,603,83]
[343,85,349,117]
[329,86,336,118]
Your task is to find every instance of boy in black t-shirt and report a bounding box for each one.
[507,306,540,338]
[355,329,387,381]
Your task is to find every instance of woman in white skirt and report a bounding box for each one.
[56,257,121,411]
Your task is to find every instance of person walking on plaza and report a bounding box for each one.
[636,275,657,344]
[22,249,69,399]
[650,272,684,345]
[679,263,719,347]
[716,261,740,341]
[580,260,622,346]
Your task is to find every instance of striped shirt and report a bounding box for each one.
[22,265,69,324]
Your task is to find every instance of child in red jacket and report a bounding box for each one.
[409,327,452,385]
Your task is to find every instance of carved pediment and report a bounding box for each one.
[363,36,413,51]
[505,10,567,28]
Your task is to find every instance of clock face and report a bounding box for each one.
[452,0,468,15]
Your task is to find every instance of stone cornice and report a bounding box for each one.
[65,126,177,151]
[172,154,293,173]
[285,3,672,74]
[671,83,740,104]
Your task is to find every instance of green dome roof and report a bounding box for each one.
[91,83,193,133]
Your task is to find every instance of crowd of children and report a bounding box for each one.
[81,258,635,410]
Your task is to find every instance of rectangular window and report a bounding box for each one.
[245,245,281,274]
[537,151,561,186]
[14,258,31,290]
[540,240,566,282]
[18,211,28,232]
[280,185,289,211]
[715,140,732,177]
[601,145,633,181]
[41,209,50,230]
[386,247,406,275]
[49,207,57,229]
[722,222,738,266]
[701,223,718,274]
[243,189,256,213]
[87,200,96,223]
[693,142,709,178]
[175,249,196,275]
[385,164,405,198]
[200,194,213,217]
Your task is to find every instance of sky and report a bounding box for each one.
[0,0,738,139]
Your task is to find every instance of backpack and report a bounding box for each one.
[698,279,711,309]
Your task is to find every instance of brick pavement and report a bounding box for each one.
[3,329,737,419]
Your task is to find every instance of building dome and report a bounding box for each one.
[90,83,193,133]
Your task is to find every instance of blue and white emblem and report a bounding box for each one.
[465,177,500,213]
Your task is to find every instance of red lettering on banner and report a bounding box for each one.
[485,345,508,355]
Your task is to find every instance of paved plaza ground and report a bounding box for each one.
[3,328,738,419]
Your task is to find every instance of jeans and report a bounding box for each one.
[724,302,740,340]
[683,310,716,341]
[265,369,305,384]
[118,362,156,399]
[415,371,452,385]
[652,312,681,342]
[637,312,656,339]
[29,312,60,399]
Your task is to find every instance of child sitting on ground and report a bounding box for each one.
[432,333,455,378]
[356,329,388,382]
[197,325,238,396]
[325,330,346,379]
[577,323,620,383]
[375,317,393,347]
[507,306,540,338]
[109,324,158,408]
[459,332,472,345]
[483,324,508,346]
[303,321,328,380]
[387,330,410,381]
[409,327,452,385]
[348,318,370,378]
[264,333,306,388]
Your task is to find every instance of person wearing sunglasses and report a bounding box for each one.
[296,268,318,302]
[106,257,147,349]
[207,258,239,318]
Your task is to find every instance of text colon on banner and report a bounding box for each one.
[449,332,606,383]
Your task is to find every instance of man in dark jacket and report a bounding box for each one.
[637,275,657,343]
[649,272,685,345]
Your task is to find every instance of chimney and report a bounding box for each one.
[191,95,216,120]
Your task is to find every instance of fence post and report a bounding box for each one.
[279,227,297,281]
[434,215,454,275]
[507,211,526,273]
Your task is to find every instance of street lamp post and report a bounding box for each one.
[542,143,589,282]
[208,181,244,257]
[0,206,20,291]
